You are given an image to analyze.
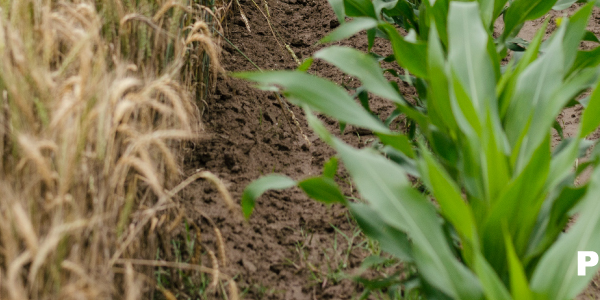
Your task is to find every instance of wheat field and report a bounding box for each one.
[0,0,231,299]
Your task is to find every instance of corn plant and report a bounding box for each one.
[239,0,600,298]
[325,0,598,61]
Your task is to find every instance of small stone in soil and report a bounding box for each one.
[224,153,236,169]
[269,264,284,275]
[330,19,340,28]
[242,259,257,273]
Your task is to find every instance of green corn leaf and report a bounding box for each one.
[373,0,399,16]
[235,71,390,133]
[376,133,416,159]
[477,0,495,28]
[383,146,421,178]
[481,135,550,274]
[384,108,402,126]
[487,23,502,83]
[332,137,483,299]
[497,61,516,120]
[450,73,483,138]
[472,0,507,30]
[504,23,565,160]
[583,30,600,43]
[298,177,347,205]
[482,111,511,202]
[509,136,551,252]
[313,47,430,131]
[569,47,600,76]
[339,122,347,134]
[547,138,582,191]
[356,88,372,113]
[505,37,530,52]
[297,57,314,72]
[424,0,449,46]
[367,28,376,52]
[503,0,557,38]
[580,79,600,137]
[418,1,430,41]
[305,107,334,144]
[349,202,414,262]
[527,184,588,260]
[328,0,346,23]
[379,23,428,79]
[241,174,346,220]
[323,157,338,178]
[553,0,578,10]
[527,66,598,175]
[241,174,296,219]
[379,0,416,22]
[399,103,431,134]
[447,2,497,117]
[530,167,600,299]
[498,20,547,119]
[427,21,458,133]
[314,46,406,105]
[493,0,509,23]
[562,3,594,71]
[320,17,378,43]
[344,0,377,19]
[446,72,488,200]
[429,129,460,167]
[504,228,533,300]
[419,148,479,264]
[553,120,565,140]
[474,253,513,300]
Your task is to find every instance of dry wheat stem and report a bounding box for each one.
[114,258,231,280]
[0,1,231,298]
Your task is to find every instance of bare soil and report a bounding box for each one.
[181,0,403,298]
[181,1,600,299]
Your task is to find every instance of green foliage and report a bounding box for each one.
[239,0,600,299]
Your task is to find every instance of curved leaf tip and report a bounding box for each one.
[241,174,296,219]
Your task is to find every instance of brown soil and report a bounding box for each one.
[181,1,600,299]
[181,0,403,299]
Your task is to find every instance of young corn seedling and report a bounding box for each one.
[239,0,600,298]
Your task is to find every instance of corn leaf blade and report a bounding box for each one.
[531,167,600,299]
[241,174,297,219]
[332,137,483,299]
[349,202,414,262]
[298,177,347,205]
[236,71,390,133]
[314,46,406,105]
[320,17,378,43]
[379,23,429,79]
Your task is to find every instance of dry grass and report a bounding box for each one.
[0,0,233,299]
